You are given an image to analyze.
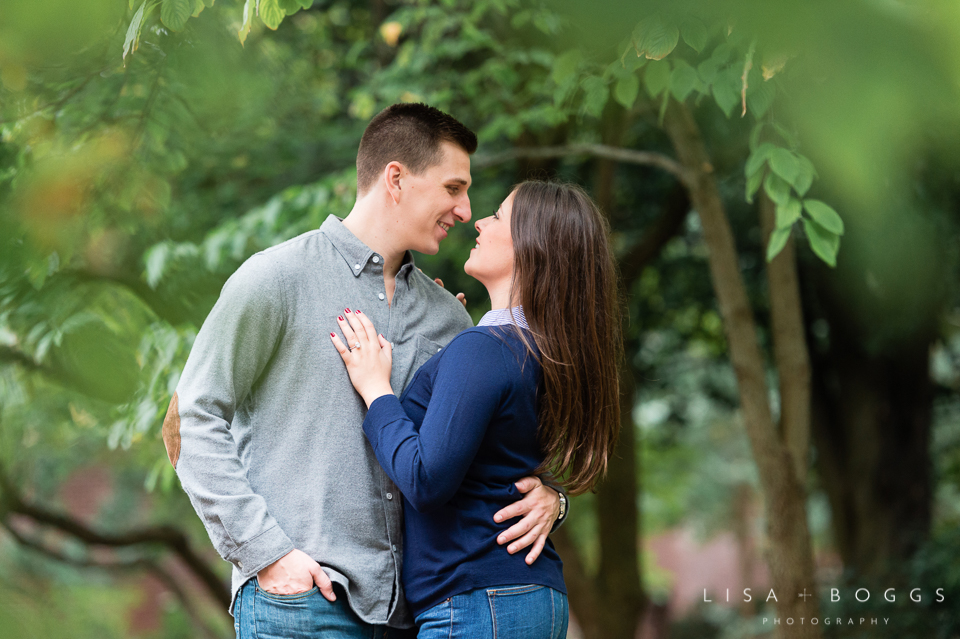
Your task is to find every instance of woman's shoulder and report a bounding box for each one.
[441,326,538,375]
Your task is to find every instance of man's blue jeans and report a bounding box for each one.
[415,584,568,639]
[234,578,416,639]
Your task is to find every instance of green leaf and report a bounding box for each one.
[614,73,640,109]
[620,48,646,72]
[279,0,312,13]
[552,50,582,85]
[670,60,698,102]
[768,147,800,186]
[766,226,792,262]
[745,142,775,178]
[749,122,764,151]
[772,122,799,148]
[711,42,734,64]
[712,67,739,117]
[748,78,776,118]
[238,0,255,45]
[553,76,577,107]
[633,14,679,60]
[581,76,608,118]
[160,0,195,31]
[697,57,720,84]
[803,199,844,235]
[794,155,816,196]
[802,218,840,267]
[775,198,802,228]
[745,168,764,203]
[123,1,148,60]
[644,60,671,98]
[764,172,791,206]
[259,0,285,30]
[680,17,708,52]
[510,10,531,28]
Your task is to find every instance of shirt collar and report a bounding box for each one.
[477,306,529,329]
[319,215,417,278]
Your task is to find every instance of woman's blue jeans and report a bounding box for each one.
[415,584,568,639]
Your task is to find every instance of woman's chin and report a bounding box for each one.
[463,261,483,284]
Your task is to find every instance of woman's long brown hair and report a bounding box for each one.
[509,181,623,495]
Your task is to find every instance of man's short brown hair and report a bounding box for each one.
[356,103,478,196]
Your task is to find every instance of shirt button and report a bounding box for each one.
[437,348,441,352]
[372,256,380,264]
[238,561,244,569]
[354,263,361,270]
[378,293,385,300]
[392,545,398,552]
[386,492,393,500]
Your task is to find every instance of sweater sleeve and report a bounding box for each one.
[362,332,505,513]
[165,254,295,580]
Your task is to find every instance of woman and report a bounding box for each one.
[329,181,622,639]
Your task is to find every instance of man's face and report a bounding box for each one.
[398,141,472,255]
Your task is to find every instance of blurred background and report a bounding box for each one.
[2,0,960,637]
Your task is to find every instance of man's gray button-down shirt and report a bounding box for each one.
[171,215,473,627]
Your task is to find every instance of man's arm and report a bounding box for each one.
[167,255,334,600]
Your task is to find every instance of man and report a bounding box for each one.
[162,103,564,638]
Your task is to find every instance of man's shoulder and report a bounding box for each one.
[257,229,328,262]
[408,268,473,328]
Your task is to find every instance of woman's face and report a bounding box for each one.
[463,189,515,286]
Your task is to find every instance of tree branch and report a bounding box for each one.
[1,519,226,637]
[619,184,691,284]
[0,466,230,609]
[473,144,694,187]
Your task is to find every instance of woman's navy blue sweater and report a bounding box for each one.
[362,325,566,618]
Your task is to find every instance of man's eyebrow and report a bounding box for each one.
[445,178,470,186]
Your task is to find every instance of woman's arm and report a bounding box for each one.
[331,311,559,562]
[362,331,505,512]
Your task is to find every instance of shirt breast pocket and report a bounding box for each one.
[413,334,444,371]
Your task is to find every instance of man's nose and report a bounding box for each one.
[454,194,471,223]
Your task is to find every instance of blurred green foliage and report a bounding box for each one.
[2,0,960,636]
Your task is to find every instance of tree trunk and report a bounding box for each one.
[760,193,812,485]
[807,282,934,576]
[662,101,820,637]
[595,365,645,638]
[592,100,646,639]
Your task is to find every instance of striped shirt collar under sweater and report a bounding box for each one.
[477,306,529,328]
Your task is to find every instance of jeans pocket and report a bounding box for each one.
[255,585,319,602]
[415,598,453,639]
[253,584,322,639]
[487,585,554,639]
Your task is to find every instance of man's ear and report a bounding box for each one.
[383,161,403,205]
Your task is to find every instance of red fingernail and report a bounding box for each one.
[330,333,336,337]
[345,308,351,313]
[356,309,362,314]
[338,316,344,321]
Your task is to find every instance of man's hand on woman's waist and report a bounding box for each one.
[492,476,561,565]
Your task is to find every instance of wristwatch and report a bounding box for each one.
[557,491,567,522]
